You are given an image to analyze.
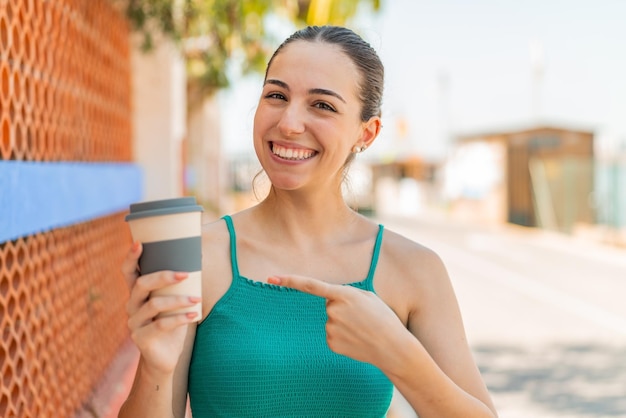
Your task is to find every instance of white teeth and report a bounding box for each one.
[272,144,315,160]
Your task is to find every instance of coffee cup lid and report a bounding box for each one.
[125,197,204,221]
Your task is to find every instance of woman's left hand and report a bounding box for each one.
[268,274,409,367]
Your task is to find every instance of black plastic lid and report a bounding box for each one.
[125,197,203,221]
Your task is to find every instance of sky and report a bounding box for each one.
[220,0,626,162]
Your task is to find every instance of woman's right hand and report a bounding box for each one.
[121,241,200,375]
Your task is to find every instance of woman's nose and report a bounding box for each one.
[277,104,305,136]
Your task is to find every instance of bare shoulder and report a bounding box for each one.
[375,227,453,323]
[199,216,233,318]
[201,216,230,247]
[379,227,448,284]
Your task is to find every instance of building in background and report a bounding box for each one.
[132,37,187,201]
[444,125,595,233]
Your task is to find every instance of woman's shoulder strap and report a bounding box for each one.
[363,224,384,291]
[221,215,240,278]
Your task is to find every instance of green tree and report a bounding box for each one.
[120,0,381,98]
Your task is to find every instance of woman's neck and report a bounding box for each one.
[253,187,362,244]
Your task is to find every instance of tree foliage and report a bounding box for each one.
[119,0,381,97]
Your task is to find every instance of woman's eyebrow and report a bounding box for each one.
[264,79,346,103]
[265,79,288,89]
[309,88,346,103]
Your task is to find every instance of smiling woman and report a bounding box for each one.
[119,25,498,418]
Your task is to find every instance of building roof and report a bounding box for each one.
[456,120,596,142]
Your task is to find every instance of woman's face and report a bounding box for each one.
[253,40,379,193]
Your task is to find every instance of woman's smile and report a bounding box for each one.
[270,142,318,161]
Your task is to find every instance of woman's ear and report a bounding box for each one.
[359,116,382,149]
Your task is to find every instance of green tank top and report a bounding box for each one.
[188,215,393,417]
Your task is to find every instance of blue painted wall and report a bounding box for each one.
[0,161,143,242]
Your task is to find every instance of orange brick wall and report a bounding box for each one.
[0,0,132,162]
[1,1,134,417]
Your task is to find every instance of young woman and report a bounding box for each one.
[119,25,498,418]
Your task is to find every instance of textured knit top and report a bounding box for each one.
[188,215,394,417]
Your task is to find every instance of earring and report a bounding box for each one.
[352,145,367,153]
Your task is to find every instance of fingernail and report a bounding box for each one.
[267,277,281,285]
[189,296,201,303]
[186,312,198,320]
[131,241,140,252]
[174,272,188,281]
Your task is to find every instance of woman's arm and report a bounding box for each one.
[119,325,196,418]
[382,333,496,417]
[384,249,497,417]
[118,243,201,418]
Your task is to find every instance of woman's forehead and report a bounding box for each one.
[266,41,360,93]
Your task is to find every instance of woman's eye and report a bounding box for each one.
[314,102,336,112]
[265,92,286,100]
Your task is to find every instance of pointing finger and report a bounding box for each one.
[268,275,341,300]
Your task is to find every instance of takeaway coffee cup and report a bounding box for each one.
[125,197,204,320]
